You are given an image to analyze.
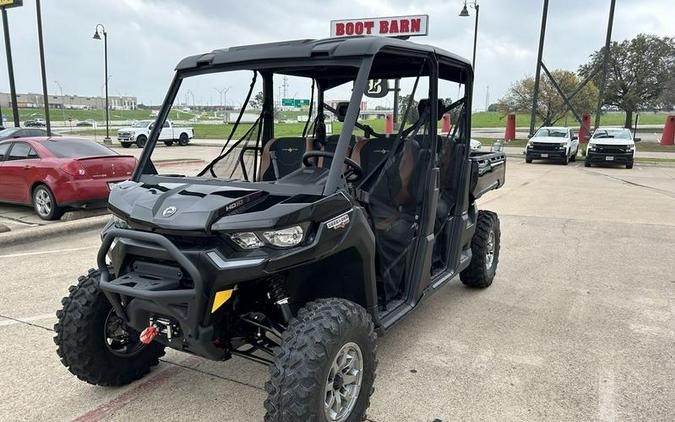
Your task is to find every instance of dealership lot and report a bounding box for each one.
[1,159,673,421]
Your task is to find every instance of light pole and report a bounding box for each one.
[459,0,480,71]
[93,24,111,144]
[54,80,66,127]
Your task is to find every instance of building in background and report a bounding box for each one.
[0,92,137,110]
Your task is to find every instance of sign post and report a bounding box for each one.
[330,15,429,130]
[1,0,22,128]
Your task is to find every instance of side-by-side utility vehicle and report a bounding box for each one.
[55,37,506,421]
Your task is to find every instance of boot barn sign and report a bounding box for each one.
[331,15,429,38]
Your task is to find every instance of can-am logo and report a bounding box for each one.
[162,206,177,217]
[326,212,351,230]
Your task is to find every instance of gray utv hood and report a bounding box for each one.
[108,180,266,232]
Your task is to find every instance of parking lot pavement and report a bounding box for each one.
[1,160,673,421]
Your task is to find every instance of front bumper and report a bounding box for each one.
[117,134,135,141]
[586,151,633,164]
[526,148,566,160]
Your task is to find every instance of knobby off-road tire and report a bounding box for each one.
[460,210,501,288]
[54,268,165,386]
[264,298,377,422]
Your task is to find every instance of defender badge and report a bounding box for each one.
[326,212,350,230]
[162,206,177,217]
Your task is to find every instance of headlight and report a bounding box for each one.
[228,232,264,249]
[627,145,635,151]
[262,226,304,248]
[588,144,596,151]
[560,143,567,149]
[111,215,131,229]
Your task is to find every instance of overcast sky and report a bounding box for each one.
[1,0,673,109]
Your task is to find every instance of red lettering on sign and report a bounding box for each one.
[380,20,388,34]
[400,19,409,33]
[364,21,374,34]
[389,19,399,34]
[335,23,345,36]
[354,21,364,34]
[410,18,421,33]
[345,22,354,35]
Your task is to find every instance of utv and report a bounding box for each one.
[55,37,506,421]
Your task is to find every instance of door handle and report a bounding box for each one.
[23,165,33,169]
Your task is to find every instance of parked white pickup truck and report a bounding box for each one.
[525,126,579,165]
[117,120,194,148]
[585,127,635,169]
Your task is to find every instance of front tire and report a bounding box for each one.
[54,269,165,386]
[164,140,174,147]
[32,184,64,221]
[264,299,377,422]
[585,159,591,167]
[626,162,633,169]
[178,133,189,146]
[570,151,577,162]
[121,142,132,149]
[135,135,147,148]
[460,210,500,288]
[525,157,532,163]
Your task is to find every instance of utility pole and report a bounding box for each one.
[1,6,20,127]
[36,0,51,135]
[529,0,549,137]
[593,0,616,130]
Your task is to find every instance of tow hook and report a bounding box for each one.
[140,326,158,344]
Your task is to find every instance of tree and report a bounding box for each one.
[579,34,675,128]
[248,91,264,109]
[398,94,419,125]
[487,103,498,112]
[498,70,598,126]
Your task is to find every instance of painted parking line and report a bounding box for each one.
[71,356,202,422]
[0,313,55,327]
[0,246,97,259]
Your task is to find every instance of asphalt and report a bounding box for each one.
[1,156,674,422]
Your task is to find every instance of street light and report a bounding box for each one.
[459,0,480,71]
[93,24,111,144]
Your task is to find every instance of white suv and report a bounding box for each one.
[525,127,579,165]
[585,127,635,169]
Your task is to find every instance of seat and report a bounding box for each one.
[314,134,358,168]
[258,137,313,181]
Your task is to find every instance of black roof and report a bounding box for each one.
[175,36,471,72]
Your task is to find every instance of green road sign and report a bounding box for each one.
[282,98,311,107]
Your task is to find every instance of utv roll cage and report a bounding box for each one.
[132,37,474,195]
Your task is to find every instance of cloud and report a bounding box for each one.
[0,0,671,107]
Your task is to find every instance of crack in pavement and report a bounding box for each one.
[585,170,675,200]
[158,358,265,392]
[0,314,53,331]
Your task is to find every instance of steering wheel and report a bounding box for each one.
[302,151,363,182]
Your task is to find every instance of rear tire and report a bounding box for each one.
[32,184,64,221]
[164,140,174,147]
[264,299,377,422]
[121,142,132,149]
[178,133,189,146]
[54,268,165,386]
[135,135,147,148]
[460,210,500,288]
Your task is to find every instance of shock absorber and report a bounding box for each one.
[268,278,293,323]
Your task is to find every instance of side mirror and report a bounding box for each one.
[634,138,641,142]
[572,136,578,140]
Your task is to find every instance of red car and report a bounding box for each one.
[0,137,137,220]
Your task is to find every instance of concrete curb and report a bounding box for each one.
[0,214,110,248]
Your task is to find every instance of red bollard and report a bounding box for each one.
[384,113,394,135]
[504,113,516,141]
[660,115,675,146]
[578,113,592,143]
[442,113,451,132]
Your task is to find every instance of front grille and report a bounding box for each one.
[531,142,562,151]
[594,144,628,154]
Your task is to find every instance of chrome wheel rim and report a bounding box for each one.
[485,230,495,270]
[34,189,52,217]
[324,342,363,422]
